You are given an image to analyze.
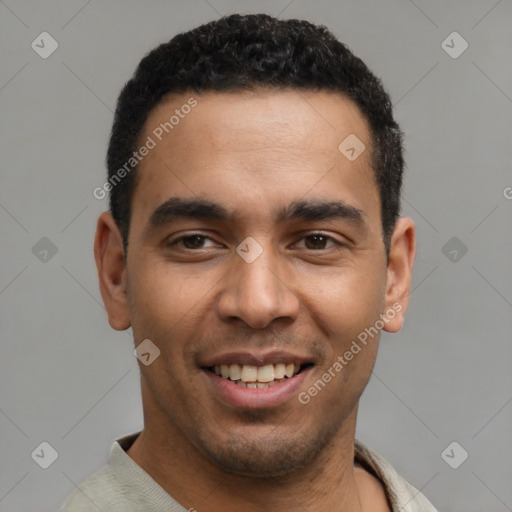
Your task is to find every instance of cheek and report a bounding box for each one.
[127,264,210,406]
[128,261,210,345]
[300,264,385,394]
[302,264,386,336]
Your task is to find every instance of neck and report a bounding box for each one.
[128,406,364,512]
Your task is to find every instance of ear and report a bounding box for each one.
[94,211,131,330]
[382,217,416,333]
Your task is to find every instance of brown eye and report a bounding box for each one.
[166,232,222,251]
[180,235,207,249]
[304,234,329,250]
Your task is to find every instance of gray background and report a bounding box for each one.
[1,1,511,511]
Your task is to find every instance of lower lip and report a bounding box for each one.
[202,367,313,409]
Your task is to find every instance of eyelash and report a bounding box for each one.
[168,232,343,251]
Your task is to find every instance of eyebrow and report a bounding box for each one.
[279,199,364,225]
[149,197,231,228]
[148,197,365,229]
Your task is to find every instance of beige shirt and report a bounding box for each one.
[60,432,438,511]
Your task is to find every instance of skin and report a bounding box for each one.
[94,89,415,512]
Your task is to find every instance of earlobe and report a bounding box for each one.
[94,212,131,331]
[382,217,416,333]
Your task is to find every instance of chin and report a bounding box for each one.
[194,423,337,479]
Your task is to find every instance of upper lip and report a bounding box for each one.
[200,350,314,368]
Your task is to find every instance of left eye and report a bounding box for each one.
[296,234,338,250]
[172,234,219,249]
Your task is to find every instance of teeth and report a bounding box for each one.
[229,364,242,380]
[211,363,303,384]
[241,365,258,382]
[257,364,274,382]
[285,363,295,378]
[274,363,286,379]
[220,364,230,378]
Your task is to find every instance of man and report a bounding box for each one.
[62,13,438,512]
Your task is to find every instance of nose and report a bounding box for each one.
[215,246,300,329]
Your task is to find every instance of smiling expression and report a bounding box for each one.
[100,88,411,477]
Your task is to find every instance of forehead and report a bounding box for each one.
[132,89,379,228]
[144,88,370,154]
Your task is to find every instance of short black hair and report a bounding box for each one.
[106,13,403,255]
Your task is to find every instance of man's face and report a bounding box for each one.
[120,90,398,476]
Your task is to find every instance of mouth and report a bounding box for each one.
[204,362,314,389]
[199,350,315,408]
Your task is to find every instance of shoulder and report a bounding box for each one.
[59,465,134,512]
[354,465,392,512]
[354,440,439,512]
